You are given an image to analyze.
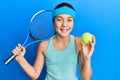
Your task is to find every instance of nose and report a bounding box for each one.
[62,20,67,27]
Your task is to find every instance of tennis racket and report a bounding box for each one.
[4,10,55,65]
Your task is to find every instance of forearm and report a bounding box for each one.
[80,58,92,80]
[17,57,38,80]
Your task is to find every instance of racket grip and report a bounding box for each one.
[4,54,16,65]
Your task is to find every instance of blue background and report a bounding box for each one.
[0,0,120,80]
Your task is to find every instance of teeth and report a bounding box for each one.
[61,29,67,33]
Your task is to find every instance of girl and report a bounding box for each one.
[12,2,96,80]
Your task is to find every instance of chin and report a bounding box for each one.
[60,33,70,37]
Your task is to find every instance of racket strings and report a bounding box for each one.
[30,10,55,41]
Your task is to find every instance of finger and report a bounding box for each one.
[18,43,22,51]
[12,49,19,56]
[15,47,21,54]
[15,46,22,55]
[88,42,94,56]
[81,41,88,56]
[18,43,21,48]
[15,47,21,53]
[88,41,92,48]
[81,41,87,48]
[12,50,16,55]
[20,45,25,52]
[91,35,96,45]
[89,47,94,56]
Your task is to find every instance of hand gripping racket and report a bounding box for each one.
[4,10,55,65]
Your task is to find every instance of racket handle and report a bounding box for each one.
[4,54,16,65]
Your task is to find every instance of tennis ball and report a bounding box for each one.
[81,32,92,44]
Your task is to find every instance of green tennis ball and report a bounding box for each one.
[81,32,92,44]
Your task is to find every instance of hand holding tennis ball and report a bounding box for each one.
[81,32,92,44]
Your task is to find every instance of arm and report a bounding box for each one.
[79,54,92,80]
[79,35,96,80]
[12,41,47,79]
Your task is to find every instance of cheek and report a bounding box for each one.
[69,22,74,28]
[54,22,61,28]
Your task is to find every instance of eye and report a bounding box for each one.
[57,18,62,21]
[68,19,73,22]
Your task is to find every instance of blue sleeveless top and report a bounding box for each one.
[45,35,79,80]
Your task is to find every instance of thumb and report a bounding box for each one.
[18,44,26,52]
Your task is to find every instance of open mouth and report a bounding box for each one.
[60,29,68,33]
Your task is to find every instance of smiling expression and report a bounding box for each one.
[53,14,74,37]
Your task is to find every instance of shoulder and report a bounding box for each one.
[74,36,82,46]
[74,36,82,54]
[39,40,49,47]
[38,40,49,54]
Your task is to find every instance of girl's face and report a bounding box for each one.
[53,14,74,37]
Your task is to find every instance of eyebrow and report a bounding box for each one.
[68,16,73,19]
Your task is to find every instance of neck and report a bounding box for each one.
[54,34,70,43]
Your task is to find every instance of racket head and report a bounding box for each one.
[29,10,55,40]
